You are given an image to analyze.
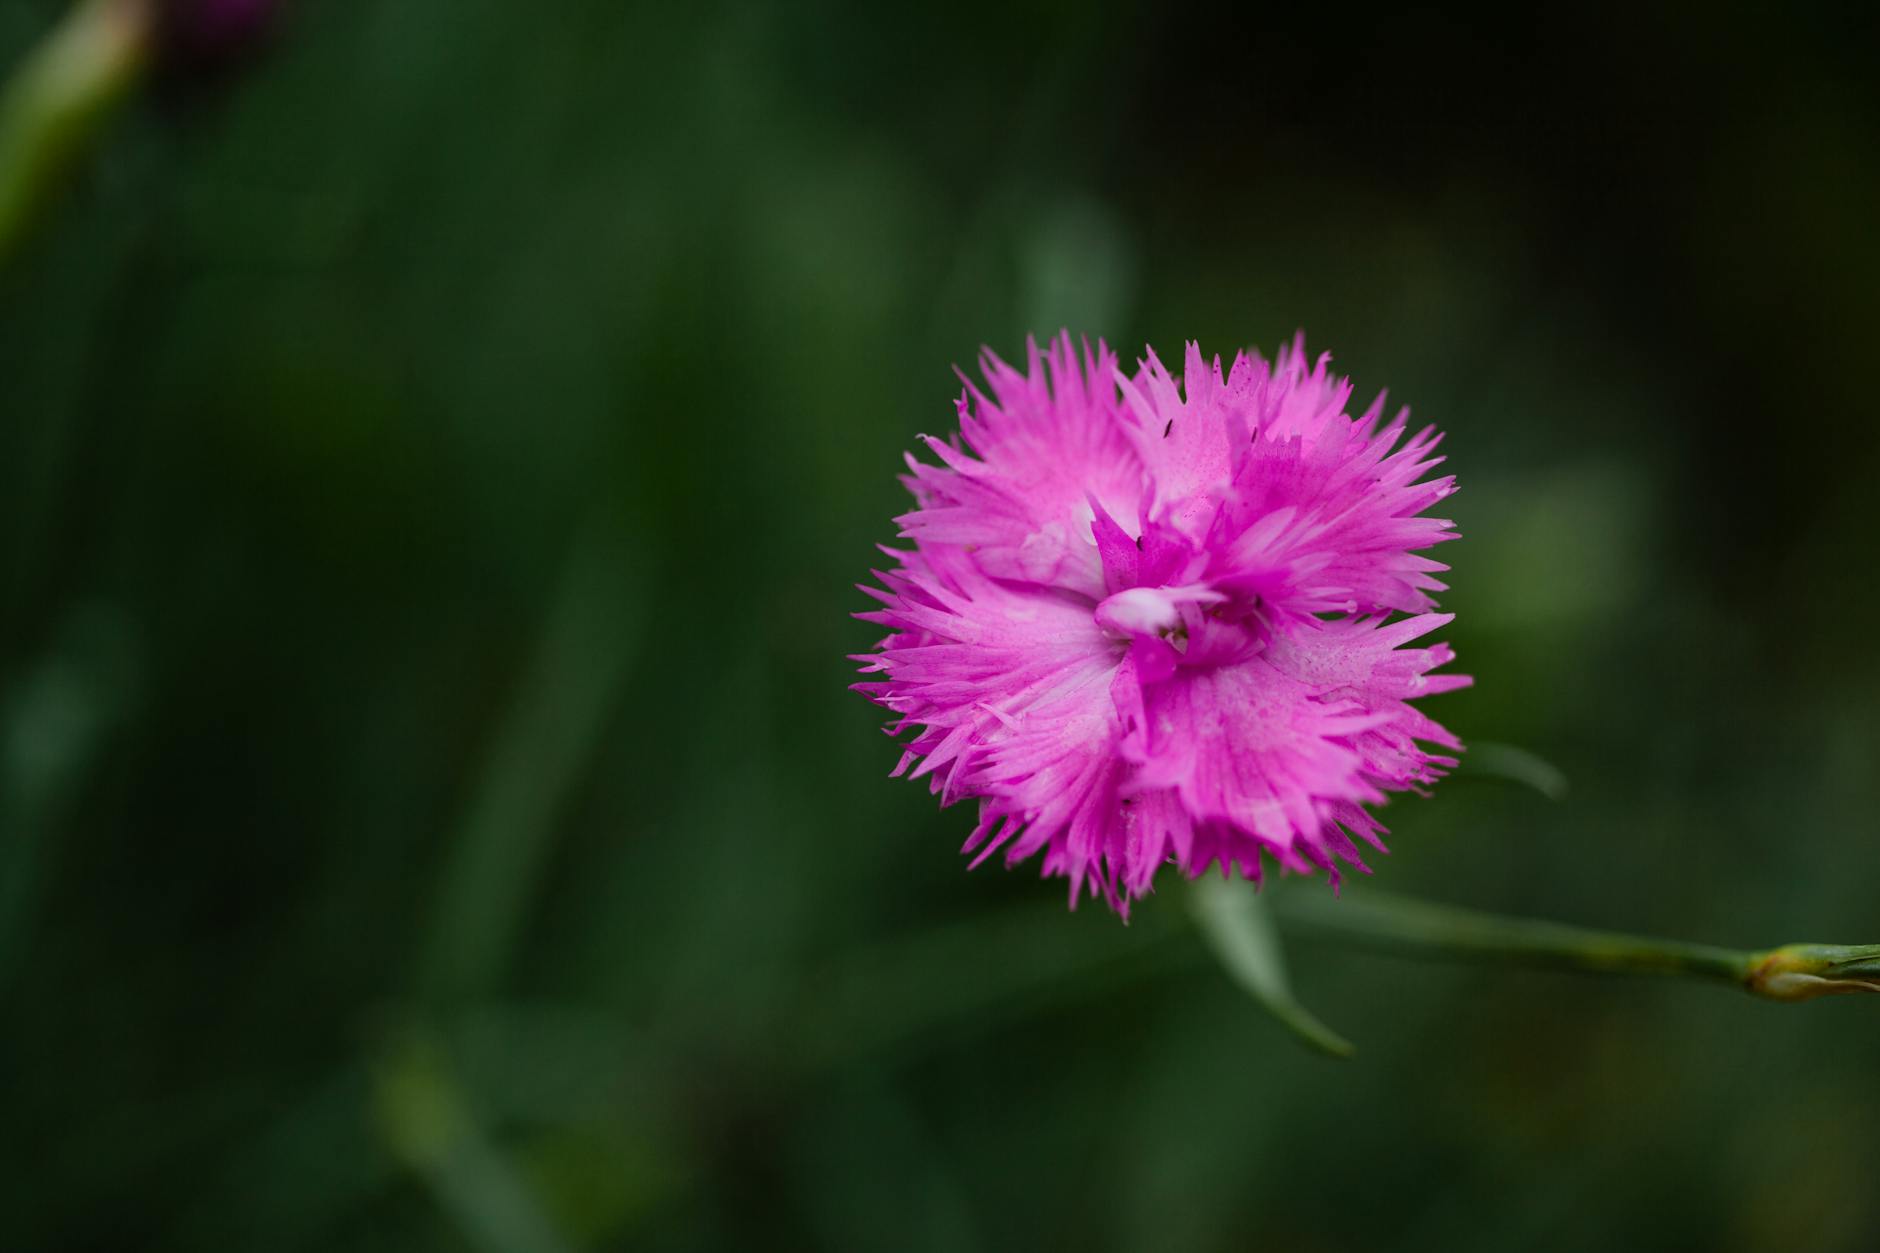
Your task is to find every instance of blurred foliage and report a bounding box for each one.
[0,1,1877,1250]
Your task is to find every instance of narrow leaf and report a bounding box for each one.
[1460,740,1569,801]
[1188,876,1355,1058]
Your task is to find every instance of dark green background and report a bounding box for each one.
[2,2,1877,1249]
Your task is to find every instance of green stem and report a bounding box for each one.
[0,0,152,265]
[1272,887,1880,1002]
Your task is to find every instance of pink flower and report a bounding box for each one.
[854,333,1468,912]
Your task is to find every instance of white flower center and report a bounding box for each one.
[1093,584,1225,646]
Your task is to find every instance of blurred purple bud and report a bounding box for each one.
[157,0,281,76]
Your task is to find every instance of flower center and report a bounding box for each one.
[1094,587,1185,639]
[1093,584,1228,654]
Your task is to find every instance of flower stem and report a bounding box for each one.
[1272,887,1880,1002]
[0,0,152,264]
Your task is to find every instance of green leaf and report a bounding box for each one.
[1187,876,1355,1058]
[372,1026,577,1253]
[1460,740,1569,801]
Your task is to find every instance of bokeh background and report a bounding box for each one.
[2,1,1878,1249]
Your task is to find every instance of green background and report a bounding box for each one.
[2,2,1877,1249]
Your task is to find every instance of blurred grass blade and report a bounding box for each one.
[802,899,1188,1068]
[419,525,640,1004]
[1020,193,1137,341]
[1187,876,1354,1058]
[1460,740,1569,801]
[373,1028,577,1253]
[0,605,139,990]
[175,1066,394,1253]
[0,0,151,264]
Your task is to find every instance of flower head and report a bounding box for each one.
[854,333,1468,912]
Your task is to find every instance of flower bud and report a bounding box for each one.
[1745,944,1880,1002]
[157,0,281,78]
